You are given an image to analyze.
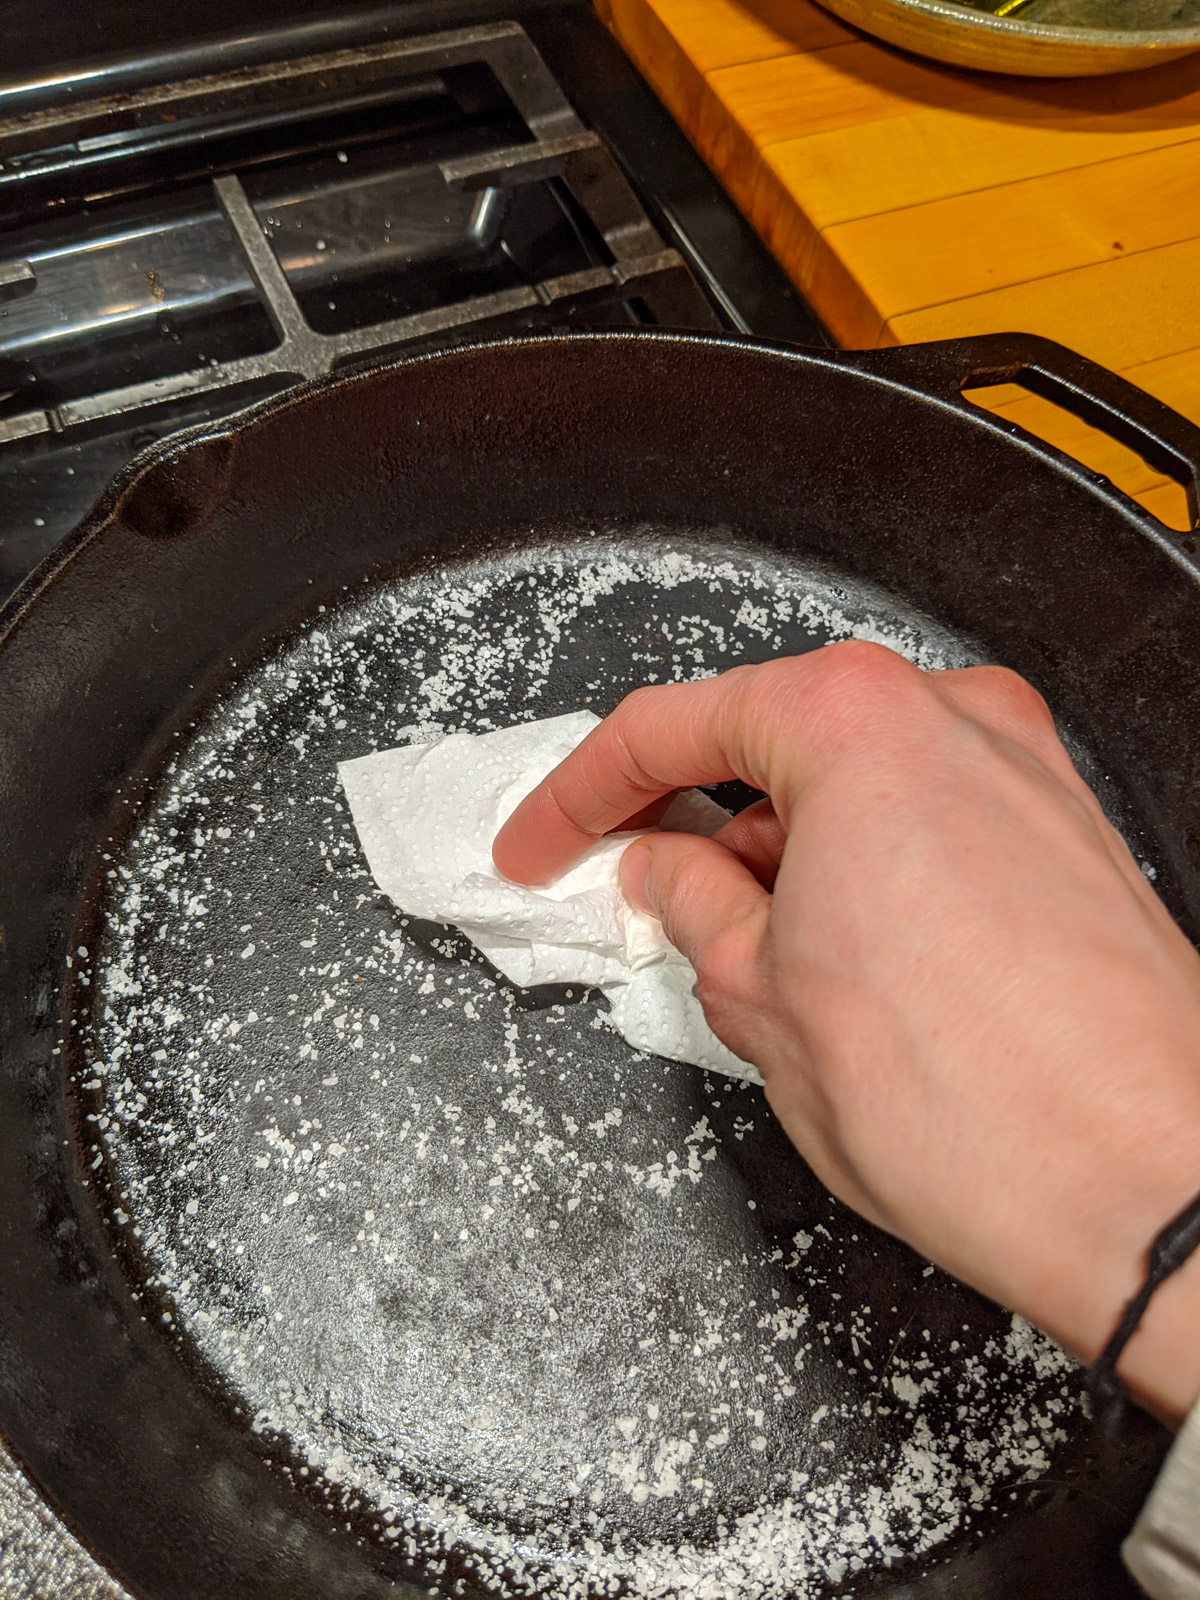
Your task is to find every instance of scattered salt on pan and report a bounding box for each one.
[75,542,1093,1599]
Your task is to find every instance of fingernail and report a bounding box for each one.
[620,840,653,912]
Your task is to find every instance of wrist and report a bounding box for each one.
[1006,1127,1200,1429]
[1049,1172,1200,1429]
[1113,1226,1200,1426]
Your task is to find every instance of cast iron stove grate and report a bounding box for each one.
[0,19,720,598]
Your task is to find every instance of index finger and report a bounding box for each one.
[492,666,775,885]
[493,643,932,884]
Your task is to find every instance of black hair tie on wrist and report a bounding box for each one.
[1087,1187,1200,1417]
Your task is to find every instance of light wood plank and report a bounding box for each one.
[761,101,1200,245]
[702,36,1200,154]
[809,140,1200,345]
[703,41,987,150]
[686,42,992,271]
[881,238,1200,370]
[619,0,852,72]
[1120,345,1200,420]
[682,43,1200,342]
[1136,480,1193,528]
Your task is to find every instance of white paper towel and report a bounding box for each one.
[338,710,761,1083]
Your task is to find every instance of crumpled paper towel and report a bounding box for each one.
[338,710,761,1083]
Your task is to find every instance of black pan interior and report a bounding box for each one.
[2,332,1197,1600]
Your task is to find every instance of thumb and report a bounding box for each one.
[620,832,770,1023]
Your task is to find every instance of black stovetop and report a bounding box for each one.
[0,1,827,605]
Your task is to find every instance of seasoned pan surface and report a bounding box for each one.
[83,539,1103,1597]
[2,332,1197,1599]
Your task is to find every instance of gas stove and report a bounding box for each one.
[0,4,823,1591]
[0,2,826,606]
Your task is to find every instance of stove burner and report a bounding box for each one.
[0,23,715,450]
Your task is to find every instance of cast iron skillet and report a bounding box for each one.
[1,330,1199,1600]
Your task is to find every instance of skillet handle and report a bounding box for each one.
[846,334,1200,536]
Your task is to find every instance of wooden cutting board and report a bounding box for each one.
[596,0,1200,527]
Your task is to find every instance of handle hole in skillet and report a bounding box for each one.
[962,380,1193,533]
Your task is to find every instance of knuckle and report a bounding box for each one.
[948,664,1056,733]
[692,920,759,1013]
[649,849,704,937]
[618,683,664,719]
[766,640,918,739]
[820,639,916,693]
[608,697,667,795]
[981,666,1055,727]
[721,660,770,693]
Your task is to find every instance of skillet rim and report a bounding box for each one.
[3,328,1197,653]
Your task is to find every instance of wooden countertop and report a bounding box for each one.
[596,0,1200,527]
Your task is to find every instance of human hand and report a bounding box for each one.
[493,645,1200,1425]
